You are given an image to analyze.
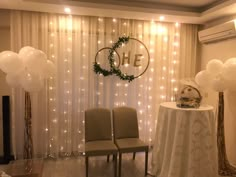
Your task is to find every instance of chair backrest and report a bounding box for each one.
[85,108,112,142]
[112,106,139,139]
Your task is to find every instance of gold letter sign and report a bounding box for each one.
[134,54,143,67]
[122,51,131,65]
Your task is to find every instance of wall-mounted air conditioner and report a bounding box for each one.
[198,21,236,44]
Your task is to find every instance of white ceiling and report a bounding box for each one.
[143,0,222,7]
[69,0,221,9]
[0,0,236,24]
[138,0,217,7]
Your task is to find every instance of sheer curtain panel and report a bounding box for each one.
[10,10,198,158]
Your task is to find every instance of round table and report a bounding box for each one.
[150,102,217,177]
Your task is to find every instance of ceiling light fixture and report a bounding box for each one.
[64,7,71,14]
[159,16,165,21]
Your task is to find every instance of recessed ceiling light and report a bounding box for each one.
[159,16,165,21]
[64,7,71,14]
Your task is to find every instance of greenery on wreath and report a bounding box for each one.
[93,36,135,82]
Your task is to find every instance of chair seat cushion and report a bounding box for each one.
[85,140,118,156]
[115,138,149,153]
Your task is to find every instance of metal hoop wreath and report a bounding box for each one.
[95,47,121,67]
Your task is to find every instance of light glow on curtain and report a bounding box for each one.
[10,11,198,158]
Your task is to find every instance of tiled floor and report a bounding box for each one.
[0,152,153,177]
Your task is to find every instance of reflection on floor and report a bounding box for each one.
[0,152,153,177]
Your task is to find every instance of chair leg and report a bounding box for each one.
[107,155,110,162]
[85,156,89,177]
[145,150,148,176]
[114,154,117,177]
[133,152,136,160]
[119,153,122,177]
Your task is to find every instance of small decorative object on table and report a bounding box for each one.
[176,85,202,108]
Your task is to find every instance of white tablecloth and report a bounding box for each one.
[150,102,217,177]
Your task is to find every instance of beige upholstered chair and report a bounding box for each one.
[112,106,149,177]
[85,108,118,177]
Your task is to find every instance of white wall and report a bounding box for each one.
[201,38,236,165]
[0,9,11,156]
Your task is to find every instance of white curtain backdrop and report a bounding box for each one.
[10,10,198,159]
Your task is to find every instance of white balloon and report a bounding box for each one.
[195,70,212,88]
[222,62,236,80]
[0,51,24,74]
[20,70,44,92]
[23,49,47,75]
[6,74,21,88]
[0,51,9,58]
[19,46,35,59]
[41,60,56,78]
[224,58,236,65]
[211,76,226,92]
[206,59,223,75]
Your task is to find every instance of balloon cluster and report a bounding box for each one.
[195,58,236,92]
[0,46,56,92]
